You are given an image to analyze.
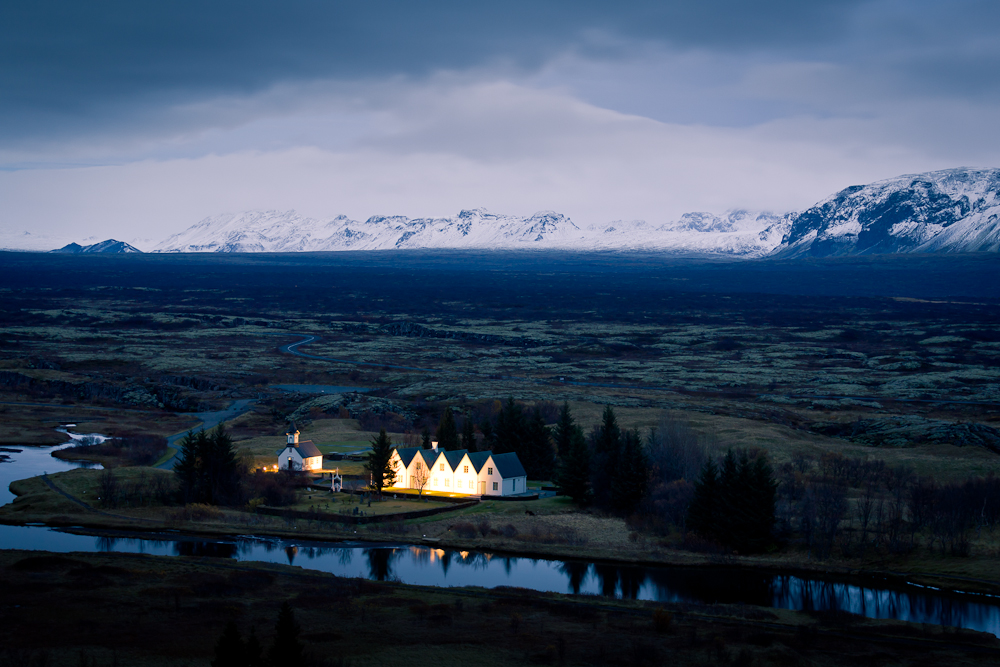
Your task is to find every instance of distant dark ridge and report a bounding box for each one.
[52,239,141,254]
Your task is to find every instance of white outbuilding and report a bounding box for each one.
[275,424,323,471]
[388,446,527,496]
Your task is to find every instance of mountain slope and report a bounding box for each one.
[774,168,1000,257]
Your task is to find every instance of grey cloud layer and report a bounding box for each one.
[0,0,907,142]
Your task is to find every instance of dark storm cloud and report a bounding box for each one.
[0,0,867,140]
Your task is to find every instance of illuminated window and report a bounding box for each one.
[463,465,469,473]
[493,482,498,491]
[445,479,450,487]
[433,477,438,486]
[488,467,493,475]
[439,463,444,471]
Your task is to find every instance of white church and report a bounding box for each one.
[275,423,324,471]
[388,446,527,496]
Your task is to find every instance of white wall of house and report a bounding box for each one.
[387,449,526,496]
[278,448,322,471]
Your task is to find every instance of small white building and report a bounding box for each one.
[275,424,323,471]
[388,446,527,496]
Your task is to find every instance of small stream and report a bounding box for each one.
[2,412,1000,637]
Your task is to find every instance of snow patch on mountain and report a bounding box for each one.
[152,208,787,256]
[774,168,1000,257]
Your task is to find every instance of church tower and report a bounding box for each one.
[286,422,300,447]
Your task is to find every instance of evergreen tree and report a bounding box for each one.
[435,406,460,451]
[552,403,577,458]
[687,458,720,540]
[595,405,621,455]
[522,407,555,480]
[460,415,477,451]
[686,449,777,553]
[211,620,246,667]
[590,405,622,509]
[174,430,203,503]
[420,427,432,449]
[494,397,525,454]
[478,419,496,451]
[267,603,305,667]
[245,626,264,667]
[610,428,650,515]
[555,414,591,505]
[204,425,242,505]
[365,428,396,498]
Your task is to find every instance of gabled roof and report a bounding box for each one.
[275,439,322,458]
[443,449,469,470]
[467,451,491,473]
[491,452,527,479]
[394,446,421,468]
[416,448,442,469]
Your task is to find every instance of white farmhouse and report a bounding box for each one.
[275,424,323,471]
[388,447,528,496]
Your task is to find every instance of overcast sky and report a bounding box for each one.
[2,0,1000,247]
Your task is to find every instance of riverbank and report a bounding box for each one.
[5,466,1000,601]
[4,548,998,667]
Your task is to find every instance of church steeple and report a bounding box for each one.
[286,422,300,446]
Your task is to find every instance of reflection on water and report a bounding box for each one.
[0,426,107,505]
[1,523,999,636]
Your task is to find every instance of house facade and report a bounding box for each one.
[275,424,323,471]
[388,446,527,496]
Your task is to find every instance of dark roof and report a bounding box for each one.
[286,421,299,434]
[490,452,527,479]
[467,451,491,473]
[394,447,421,468]
[444,449,469,470]
[417,448,442,469]
[275,439,322,458]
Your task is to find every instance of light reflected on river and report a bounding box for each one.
[2,523,1000,638]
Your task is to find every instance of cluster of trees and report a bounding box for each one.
[428,399,555,480]
[776,452,1000,558]
[212,603,303,667]
[552,406,779,553]
[687,450,777,553]
[175,425,250,506]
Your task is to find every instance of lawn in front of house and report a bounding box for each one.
[283,488,453,515]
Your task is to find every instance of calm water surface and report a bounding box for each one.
[1,522,998,637]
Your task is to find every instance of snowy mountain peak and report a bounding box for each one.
[774,167,1000,257]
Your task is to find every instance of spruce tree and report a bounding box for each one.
[245,626,264,667]
[211,620,246,667]
[420,427,432,449]
[687,458,720,539]
[590,405,622,509]
[267,603,305,667]
[435,406,460,451]
[610,428,650,515]
[205,425,241,505]
[461,415,477,451]
[174,430,202,503]
[522,407,555,480]
[556,416,591,505]
[365,428,396,498]
[552,402,577,458]
[494,397,525,454]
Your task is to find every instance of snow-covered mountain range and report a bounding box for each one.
[152,208,790,256]
[151,168,1000,257]
[775,168,1000,257]
[5,167,997,257]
